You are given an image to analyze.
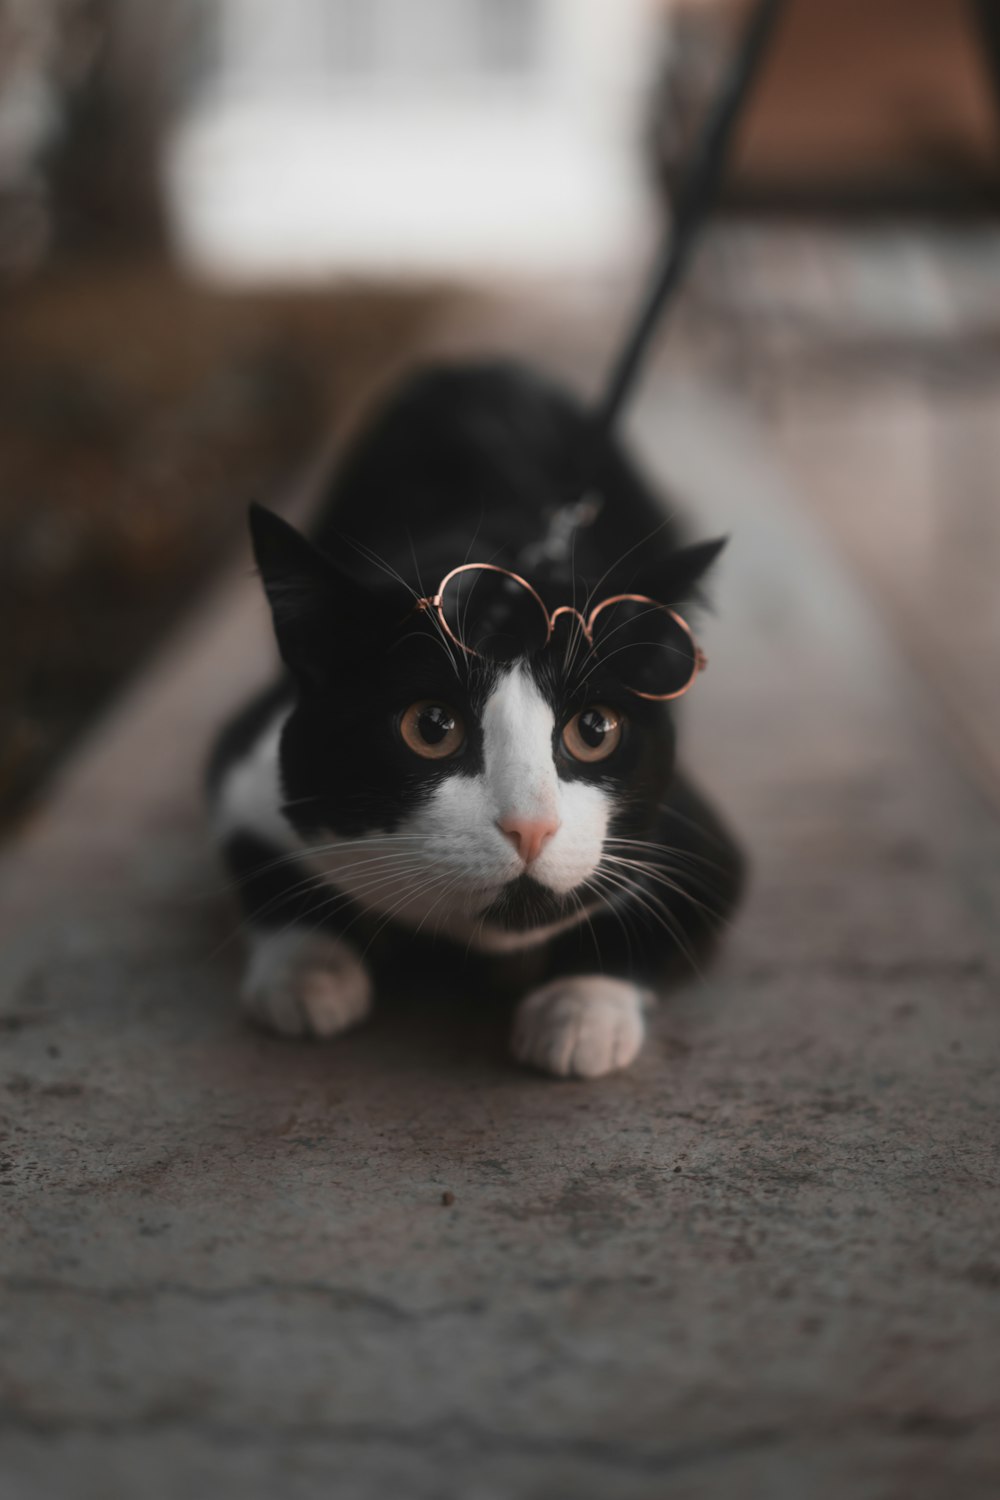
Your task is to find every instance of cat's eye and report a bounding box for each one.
[562,705,623,763]
[399,700,466,760]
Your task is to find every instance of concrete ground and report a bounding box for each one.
[1,370,998,1500]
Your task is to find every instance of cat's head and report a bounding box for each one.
[250,504,722,950]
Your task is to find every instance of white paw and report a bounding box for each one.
[241,929,373,1040]
[511,976,647,1079]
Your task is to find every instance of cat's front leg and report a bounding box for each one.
[511,976,649,1079]
[241,927,373,1041]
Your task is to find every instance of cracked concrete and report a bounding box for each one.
[1,375,999,1499]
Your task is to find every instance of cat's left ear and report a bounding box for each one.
[652,536,728,606]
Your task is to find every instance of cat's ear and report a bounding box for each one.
[653,536,728,606]
[249,504,362,684]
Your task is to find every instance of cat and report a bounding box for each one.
[207,360,744,1077]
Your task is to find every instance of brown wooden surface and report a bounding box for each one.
[661,0,1000,203]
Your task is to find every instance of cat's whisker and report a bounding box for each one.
[463,890,496,960]
[460,507,488,571]
[273,854,432,910]
[655,803,733,852]
[199,864,411,964]
[408,528,429,600]
[405,529,465,678]
[197,835,428,900]
[345,533,466,677]
[603,842,727,885]
[600,854,728,927]
[580,631,693,672]
[573,879,611,964]
[582,872,640,965]
[413,869,475,944]
[267,862,439,949]
[610,870,708,968]
[359,869,460,959]
[604,835,731,877]
[259,859,461,959]
[578,516,675,624]
[424,598,464,679]
[617,865,728,914]
[596,877,701,979]
[593,865,704,978]
[561,613,591,682]
[225,857,432,938]
[342,537,420,602]
[605,856,731,911]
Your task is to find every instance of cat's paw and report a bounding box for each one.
[511,976,647,1079]
[241,929,373,1040]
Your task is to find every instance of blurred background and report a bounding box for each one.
[2,0,999,831]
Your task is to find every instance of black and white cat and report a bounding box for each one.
[208,362,743,1077]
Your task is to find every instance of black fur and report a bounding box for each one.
[210,360,744,992]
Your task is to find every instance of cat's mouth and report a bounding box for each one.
[478,874,574,932]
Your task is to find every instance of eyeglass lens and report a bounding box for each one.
[589,599,697,697]
[438,569,549,662]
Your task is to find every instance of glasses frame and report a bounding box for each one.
[415,562,707,702]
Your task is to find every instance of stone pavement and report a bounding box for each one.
[1,376,998,1500]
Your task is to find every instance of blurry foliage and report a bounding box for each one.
[0,264,450,826]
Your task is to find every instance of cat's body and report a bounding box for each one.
[208,362,743,1076]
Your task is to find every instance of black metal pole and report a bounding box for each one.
[971,0,1000,146]
[597,0,787,432]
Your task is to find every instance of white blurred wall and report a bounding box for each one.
[166,0,661,282]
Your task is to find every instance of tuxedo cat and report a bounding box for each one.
[208,361,743,1077]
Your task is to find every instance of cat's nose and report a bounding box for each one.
[497,814,560,866]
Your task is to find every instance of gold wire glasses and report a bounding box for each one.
[415,563,706,702]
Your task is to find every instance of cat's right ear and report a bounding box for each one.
[248,504,357,686]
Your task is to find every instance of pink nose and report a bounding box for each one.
[497,814,560,866]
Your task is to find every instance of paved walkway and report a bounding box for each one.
[2,376,998,1499]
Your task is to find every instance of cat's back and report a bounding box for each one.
[311,361,672,578]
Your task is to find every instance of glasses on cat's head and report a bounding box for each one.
[414,563,706,702]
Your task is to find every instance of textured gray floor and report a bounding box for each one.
[1,378,998,1500]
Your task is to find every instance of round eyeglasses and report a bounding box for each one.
[414,563,706,702]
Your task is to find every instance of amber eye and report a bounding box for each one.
[400,701,466,760]
[562,705,623,763]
